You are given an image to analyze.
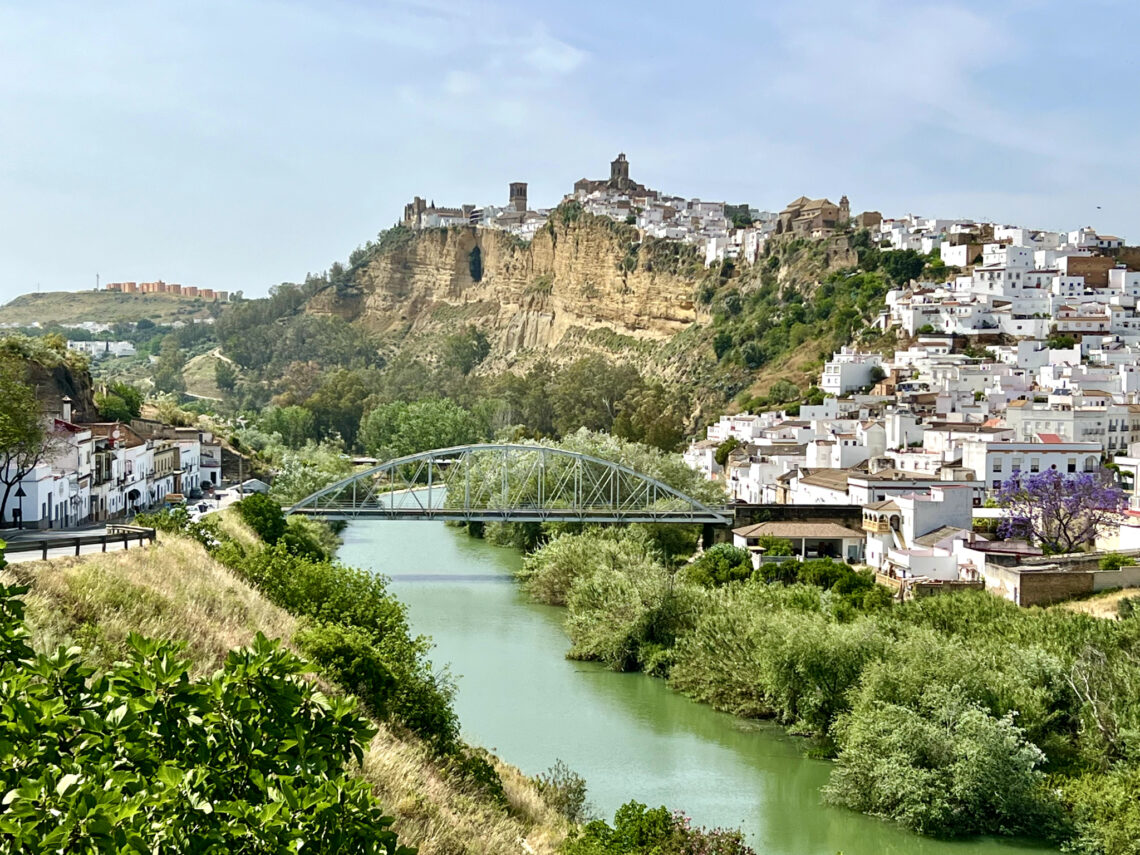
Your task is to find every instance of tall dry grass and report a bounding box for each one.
[2,534,297,674]
[2,534,567,855]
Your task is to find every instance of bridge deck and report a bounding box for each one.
[287,443,731,526]
[290,507,732,524]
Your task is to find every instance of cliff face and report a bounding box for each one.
[25,358,98,423]
[306,212,709,363]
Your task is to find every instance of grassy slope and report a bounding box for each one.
[1055,588,1136,619]
[2,535,566,855]
[182,348,232,399]
[0,291,215,325]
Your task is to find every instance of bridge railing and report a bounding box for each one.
[288,443,731,524]
[4,526,157,562]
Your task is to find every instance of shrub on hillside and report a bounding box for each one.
[281,514,337,560]
[235,492,287,544]
[0,582,412,853]
[143,505,463,754]
[536,760,592,824]
[242,544,460,750]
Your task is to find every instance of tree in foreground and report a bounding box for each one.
[0,582,414,853]
[995,468,1126,554]
[0,358,52,525]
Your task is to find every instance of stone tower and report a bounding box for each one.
[839,195,850,224]
[610,153,630,187]
[509,182,528,212]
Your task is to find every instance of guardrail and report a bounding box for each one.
[4,526,156,562]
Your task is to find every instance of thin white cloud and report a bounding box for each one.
[763,1,1003,125]
[443,70,480,96]
[522,26,586,75]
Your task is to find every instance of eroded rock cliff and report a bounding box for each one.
[306,210,712,365]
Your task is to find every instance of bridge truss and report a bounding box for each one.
[287,444,730,525]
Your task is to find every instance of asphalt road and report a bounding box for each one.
[3,526,153,565]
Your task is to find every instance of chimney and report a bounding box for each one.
[61,395,72,423]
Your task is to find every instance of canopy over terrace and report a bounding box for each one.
[732,521,866,563]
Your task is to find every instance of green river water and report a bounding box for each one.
[339,520,1058,855]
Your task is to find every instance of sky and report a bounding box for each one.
[1,0,1138,302]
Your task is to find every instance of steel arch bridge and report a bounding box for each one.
[287,443,731,525]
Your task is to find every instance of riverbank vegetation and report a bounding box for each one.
[515,524,1140,852]
[2,514,571,853]
[564,802,755,855]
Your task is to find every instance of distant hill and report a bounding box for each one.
[0,290,219,326]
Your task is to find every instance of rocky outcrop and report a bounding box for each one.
[306,211,711,363]
[27,360,98,423]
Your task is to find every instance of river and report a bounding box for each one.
[339,520,1058,855]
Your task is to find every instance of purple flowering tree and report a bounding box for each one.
[995,468,1126,554]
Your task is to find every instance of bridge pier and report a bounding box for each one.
[701,523,732,549]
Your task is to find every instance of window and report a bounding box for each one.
[1068,458,1077,473]
[1030,458,1040,473]
[993,479,1002,489]
[993,458,1003,473]
[1012,457,1023,472]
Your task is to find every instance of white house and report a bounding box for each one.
[960,437,1104,492]
[820,348,883,396]
[862,485,975,579]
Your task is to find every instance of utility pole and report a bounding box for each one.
[96,273,100,292]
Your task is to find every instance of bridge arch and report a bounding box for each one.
[287,443,729,525]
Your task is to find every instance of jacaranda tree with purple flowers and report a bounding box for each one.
[996,468,1126,554]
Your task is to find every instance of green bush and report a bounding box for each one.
[0,583,412,853]
[535,760,591,824]
[280,514,337,560]
[1063,765,1140,855]
[683,543,753,587]
[235,492,287,545]
[714,437,740,467]
[825,688,1055,838]
[565,561,702,674]
[445,748,506,807]
[136,507,220,551]
[755,535,794,556]
[564,800,754,855]
[518,529,661,606]
[242,545,460,750]
[1099,552,1133,572]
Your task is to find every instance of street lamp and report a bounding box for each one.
[14,485,26,531]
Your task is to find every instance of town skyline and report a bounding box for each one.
[2,0,1138,302]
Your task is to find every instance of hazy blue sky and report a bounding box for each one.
[1,0,1137,302]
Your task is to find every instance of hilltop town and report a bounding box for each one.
[409,162,1140,612]
[679,208,1140,606]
